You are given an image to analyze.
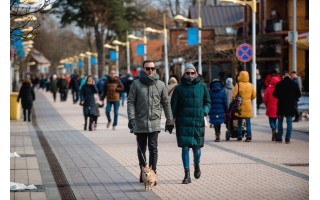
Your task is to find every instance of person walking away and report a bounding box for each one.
[224,77,234,106]
[256,72,264,114]
[273,71,301,144]
[264,68,282,88]
[100,70,124,130]
[263,77,280,141]
[50,74,58,102]
[57,74,69,101]
[124,75,134,98]
[167,76,178,101]
[97,74,108,96]
[171,63,211,184]
[291,71,303,122]
[69,74,80,104]
[17,78,35,122]
[208,79,228,142]
[232,71,256,142]
[80,76,98,131]
[127,60,174,185]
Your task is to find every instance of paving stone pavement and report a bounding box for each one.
[10,90,309,200]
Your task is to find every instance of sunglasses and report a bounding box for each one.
[185,72,196,75]
[145,67,156,71]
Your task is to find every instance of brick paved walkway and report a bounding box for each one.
[11,90,309,200]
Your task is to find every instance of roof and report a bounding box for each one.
[29,49,50,64]
[189,5,244,35]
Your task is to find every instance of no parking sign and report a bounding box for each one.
[236,43,253,62]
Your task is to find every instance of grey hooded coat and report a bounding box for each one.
[127,71,174,133]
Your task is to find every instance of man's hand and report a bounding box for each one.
[165,124,174,134]
[128,119,135,133]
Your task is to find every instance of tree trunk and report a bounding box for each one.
[94,25,105,77]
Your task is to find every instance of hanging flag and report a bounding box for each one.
[110,51,116,61]
[68,63,73,69]
[90,55,97,65]
[77,59,83,68]
[187,28,199,46]
[136,44,145,56]
[63,64,67,69]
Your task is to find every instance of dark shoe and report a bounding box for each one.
[285,138,290,144]
[214,133,220,142]
[84,124,87,131]
[245,137,251,142]
[276,139,283,143]
[28,119,31,122]
[23,118,26,122]
[237,137,242,141]
[272,129,277,141]
[182,169,191,184]
[194,164,201,179]
[293,119,299,122]
[154,181,157,186]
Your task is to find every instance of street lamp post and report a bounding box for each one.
[104,44,119,76]
[112,39,130,75]
[128,33,147,61]
[221,0,257,117]
[85,51,92,75]
[145,13,169,85]
[79,53,85,75]
[174,0,202,75]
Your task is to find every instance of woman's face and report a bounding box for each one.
[87,77,93,84]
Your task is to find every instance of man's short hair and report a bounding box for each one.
[282,71,290,77]
[142,60,155,68]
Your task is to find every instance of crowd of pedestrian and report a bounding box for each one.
[18,61,304,187]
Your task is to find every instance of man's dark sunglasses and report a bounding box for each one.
[185,72,196,75]
[145,67,156,71]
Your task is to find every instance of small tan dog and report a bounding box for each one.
[141,165,156,191]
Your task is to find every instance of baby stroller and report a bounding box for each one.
[224,95,246,141]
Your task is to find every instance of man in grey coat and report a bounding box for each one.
[127,60,174,184]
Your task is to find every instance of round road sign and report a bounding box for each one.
[236,43,253,62]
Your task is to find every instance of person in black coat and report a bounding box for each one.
[80,75,98,131]
[273,72,301,144]
[17,79,35,122]
[69,74,80,104]
[57,74,68,101]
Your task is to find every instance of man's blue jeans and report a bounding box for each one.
[277,115,293,140]
[106,101,120,127]
[182,146,201,169]
[269,117,277,131]
[237,118,252,138]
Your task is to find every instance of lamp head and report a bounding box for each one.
[145,27,163,34]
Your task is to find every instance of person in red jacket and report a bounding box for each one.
[263,77,280,141]
[264,69,282,88]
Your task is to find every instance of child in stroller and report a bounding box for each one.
[224,94,246,141]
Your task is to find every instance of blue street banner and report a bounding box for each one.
[187,28,199,46]
[136,44,145,56]
[68,63,73,69]
[90,55,97,65]
[77,59,83,68]
[11,29,25,57]
[63,64,67,69]
[110,51,116,61]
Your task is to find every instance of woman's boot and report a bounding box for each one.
[182,169,191,184]
[214,132,220,142]
[194,164,201,179]
[84,117,87,131]
[89,117,93,131]
[272,129,277,141]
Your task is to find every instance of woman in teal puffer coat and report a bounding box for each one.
[171,63,211,185]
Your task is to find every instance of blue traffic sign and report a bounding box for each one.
[236,43,253,62]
